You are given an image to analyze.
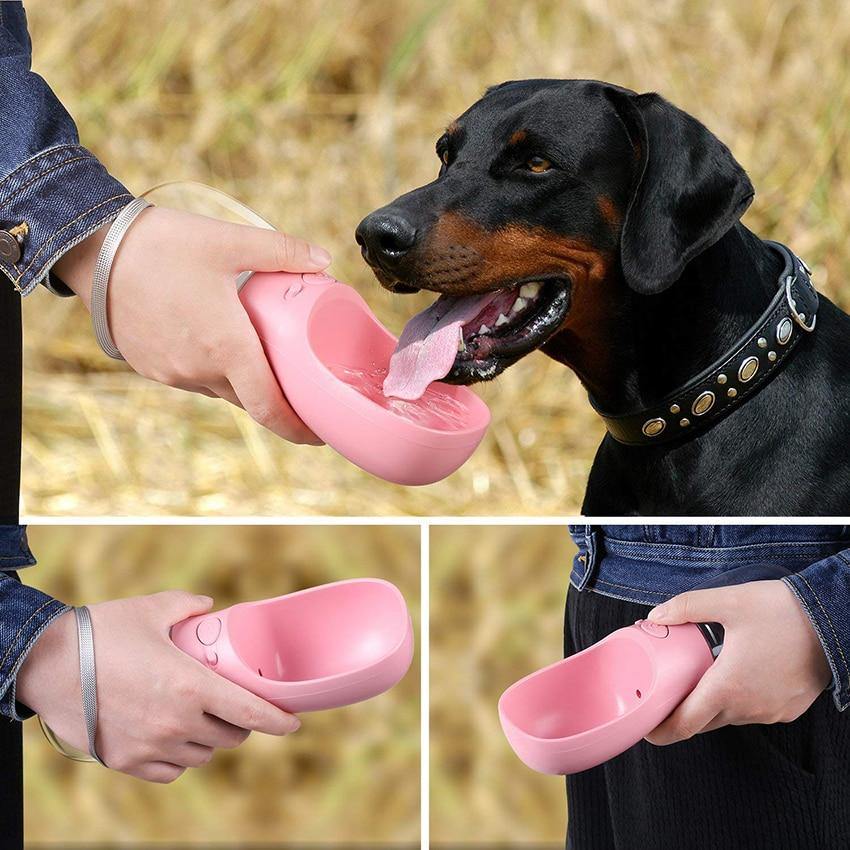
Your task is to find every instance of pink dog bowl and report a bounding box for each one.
[238,271,490,485]
[170,578,414,713]
[498,620,716,775]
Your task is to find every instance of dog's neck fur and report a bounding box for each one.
[545,223,784,414]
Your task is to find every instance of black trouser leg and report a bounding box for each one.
[565,586,850,850]
[0,718,23,848]
[0,280,21,525]
[1,280,25,850]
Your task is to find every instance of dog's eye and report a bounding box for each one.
[526,156,552,173]
[441,149,451,166]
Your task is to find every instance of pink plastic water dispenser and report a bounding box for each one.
[238,271,490,485]
[171,578,414,713]
[498,619,716,775]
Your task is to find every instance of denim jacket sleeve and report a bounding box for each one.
[0,2,132,296]
[0,526,70,721]
[784,549,850,712]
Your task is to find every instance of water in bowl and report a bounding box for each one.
[329,364,474,431]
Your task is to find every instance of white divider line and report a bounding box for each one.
[420,520,430,850]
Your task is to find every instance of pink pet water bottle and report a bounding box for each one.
[170,578,414,713]
[238,271,490,485]
[499,564,791,775]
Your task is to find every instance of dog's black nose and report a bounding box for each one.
[355,211,417,269]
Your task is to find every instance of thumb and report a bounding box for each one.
[228,225,331,273]
[147,590,215,626]
[648,588,726,626]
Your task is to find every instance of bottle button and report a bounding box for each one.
[205,649,219,667]
[638,619,669,638]
[196,617,222,646]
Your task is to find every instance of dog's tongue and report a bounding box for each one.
[383,291,501,400]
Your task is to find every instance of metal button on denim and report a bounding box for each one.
[0,231,21,263]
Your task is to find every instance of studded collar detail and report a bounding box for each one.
[591,241,818,447]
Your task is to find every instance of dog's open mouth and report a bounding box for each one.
[383,277,571,400]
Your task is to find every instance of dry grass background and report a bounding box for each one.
[21,0,850,516]
[22,524,420,846]
[430,525,577,845]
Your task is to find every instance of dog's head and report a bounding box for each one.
[356,79,754,387]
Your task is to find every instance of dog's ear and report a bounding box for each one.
[605,88,754,294]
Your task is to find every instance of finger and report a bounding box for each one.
[226,225,331,273]
[145,590,214,628]
[205,380,242,409]
[190,714,252,749]
[202,675,300,736]
[648,588,731,626]
[132,762,186,784]
[225,322,324,445]
[169,742,216,769]
[699,712,732,734]
[645,664,726,745]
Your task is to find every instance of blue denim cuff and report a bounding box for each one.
[0,572,70,721]
[784,550,850,712]
[0,526,36,571]
[0,144,132,296]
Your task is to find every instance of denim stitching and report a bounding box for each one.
[582,584,656,607]
[783,577,849,712]
[795,571,850,693]
[593,575,665,595]
[600,540,846,566]
[20,192,133,275]
[0,598,53,673]
[3,193,133,287]
[5,602,71,721]
[0,144,81,192]
[31,210,126,296]
[0,155,89,205]
[604,537,848,555]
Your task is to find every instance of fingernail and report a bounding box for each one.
[197,595,214,607]
[288,717,301,733]
[309,245,331,267]
[648,604,667,621]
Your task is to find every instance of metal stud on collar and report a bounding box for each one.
[641,417,666,437]
[590,242,818,446]
[738,356,760,383]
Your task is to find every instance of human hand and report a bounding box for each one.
[53,206,331,444]
[16,591,300,783]
[644,580,831,745]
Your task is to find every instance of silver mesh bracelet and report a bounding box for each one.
[90,197,153,360]
[74,606,107,767]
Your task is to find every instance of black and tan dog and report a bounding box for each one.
[356,79,850,515]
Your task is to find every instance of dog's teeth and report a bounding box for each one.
[520,282,541,299]
[512,297,527,314]
[495,313,510,327]
[458,337,466,352]
[478,324,490,335]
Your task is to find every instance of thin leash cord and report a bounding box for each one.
[140,180,276,228]
[140,180,278,291]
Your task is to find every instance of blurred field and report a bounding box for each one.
[20,0,850,516]
[22,524,420,846]
[430,525,577,845]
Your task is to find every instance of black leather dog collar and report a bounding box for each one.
[591,242,818,446]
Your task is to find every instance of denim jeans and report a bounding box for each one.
[0,1,131,295]
[0,527,69,720]
[569,525,850,711]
